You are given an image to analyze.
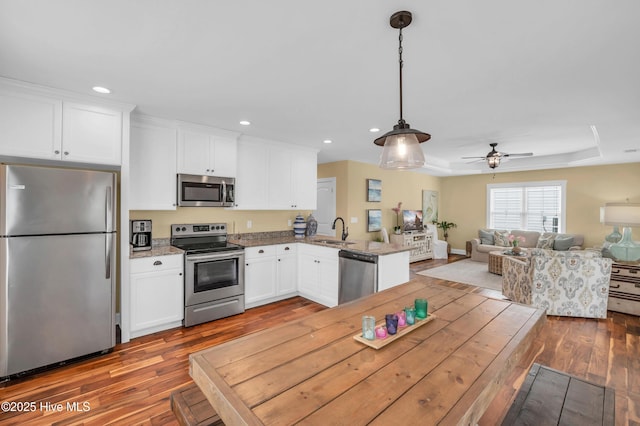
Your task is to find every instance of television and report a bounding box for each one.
[402,210,424,232]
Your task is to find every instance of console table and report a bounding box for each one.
[608,262,640,315]
[390,231,433,262]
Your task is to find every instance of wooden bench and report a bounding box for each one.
[170,382,224,426]
[502,363,615,425]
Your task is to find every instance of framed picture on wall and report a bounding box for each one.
[367,179,382,202]
[367,209,382,232]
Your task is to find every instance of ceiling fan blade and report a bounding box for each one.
[503,152,533,157]
[461,156,486,159]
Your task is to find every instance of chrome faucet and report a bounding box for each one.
[332,217,349,241]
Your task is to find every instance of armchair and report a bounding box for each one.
[502,249,612,318]
[425,223,448,259]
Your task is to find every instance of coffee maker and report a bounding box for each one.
[130,220,152,251]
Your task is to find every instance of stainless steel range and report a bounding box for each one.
[171,223,245,327]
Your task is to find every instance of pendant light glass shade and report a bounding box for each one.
[379,132,426,169]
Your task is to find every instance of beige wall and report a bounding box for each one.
[318,160,441,241]
[440,163,640,252]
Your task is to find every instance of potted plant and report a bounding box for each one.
[435,220,457,242]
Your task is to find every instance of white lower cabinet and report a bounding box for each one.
[244,246,277,307]
[298,244,339,307]
[245,244,298,308]
[130,254,184,338]
[378,251,411,291]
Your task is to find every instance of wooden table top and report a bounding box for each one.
[190,278,546,425]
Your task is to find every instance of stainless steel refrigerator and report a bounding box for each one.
[0,164,116,378]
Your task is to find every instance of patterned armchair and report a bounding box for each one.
[502,248,612,318]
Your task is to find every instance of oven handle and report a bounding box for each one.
[185,250,245,262]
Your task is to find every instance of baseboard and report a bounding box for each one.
[450,248,466,255]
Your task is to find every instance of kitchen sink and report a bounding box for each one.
[320,240,356,245]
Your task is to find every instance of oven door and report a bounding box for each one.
[184,250,245,306]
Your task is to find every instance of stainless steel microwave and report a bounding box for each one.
[177,174,235,207]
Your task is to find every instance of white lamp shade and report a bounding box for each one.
[379,133,425,169]
[603,203,640,226]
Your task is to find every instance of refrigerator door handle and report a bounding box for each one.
[105,186,113,231]
[105,233,112,279]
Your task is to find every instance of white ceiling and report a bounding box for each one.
[1,1,639,176]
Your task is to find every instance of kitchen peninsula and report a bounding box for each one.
[190,277,546,425]
[231,233,411,308]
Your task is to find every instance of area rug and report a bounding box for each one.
[417,259,503,291]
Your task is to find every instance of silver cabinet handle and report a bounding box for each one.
[64,151,69,156]
[54,150,60,154]
[284,246,290,251]
[258,249,264,254]
[153,260,162,266]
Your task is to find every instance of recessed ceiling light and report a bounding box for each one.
[92,86,111,94]
[369,128,380,133]
[624,148,638,153]
[323,139,333,144]
[239,120,251,126]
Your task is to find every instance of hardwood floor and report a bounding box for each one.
[1,255,638,425]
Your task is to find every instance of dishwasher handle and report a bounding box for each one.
[339,250,378,264]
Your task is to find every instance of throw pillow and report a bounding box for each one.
[537,233,556,249]
[479,229,495,245]
[553,235,575,251]
[494,230,510,247]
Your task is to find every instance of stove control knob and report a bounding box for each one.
[181,227,187,232]
[220,225,225,230]
[175,227,180,232]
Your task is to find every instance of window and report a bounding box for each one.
[487,181,566,233]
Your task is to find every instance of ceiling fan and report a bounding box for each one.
[462,143,533,169]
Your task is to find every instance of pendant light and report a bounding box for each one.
[374,11,430,170]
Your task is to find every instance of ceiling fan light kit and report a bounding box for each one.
[462,142,533,170]
[375,11,430,170]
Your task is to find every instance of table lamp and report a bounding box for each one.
[600,206,622,243]
[603,203,640,262]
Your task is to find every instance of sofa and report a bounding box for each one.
[502,248,611,318]
[470,229,584,262]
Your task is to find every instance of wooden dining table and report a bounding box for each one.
[190,278,546,425]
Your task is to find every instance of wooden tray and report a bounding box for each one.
[353,314,437,349]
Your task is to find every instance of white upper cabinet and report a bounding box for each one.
[234,136,318,210]
[0,89,62,160]
[234,139,269,209]
[130,118,178,210]
[177,127,238,177]
[0,79,131,166]
[62,102,123,165]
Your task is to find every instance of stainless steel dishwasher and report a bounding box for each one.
[338,250,378,304]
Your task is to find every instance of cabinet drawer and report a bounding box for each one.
[276,243,297,255]
[245,245,276,259]
[609,279,640,297]
[611,264,640,283]
[131,254,183,274]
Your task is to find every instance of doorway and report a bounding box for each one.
[315,177,336,236]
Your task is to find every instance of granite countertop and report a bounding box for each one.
[228,236,410,256]
[129,244,184,259]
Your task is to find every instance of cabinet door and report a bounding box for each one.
[245,256,277,305]
[0,90,62,160]
[62,102,122,165]
[277,252,297,295]
[268,147,293,209]
[130,121,177,210]
[316,254,339,307]
[297,251,318,300]
[211,136,237,177]
[177,129,211,174]
[130,267,184,333]
[291,149,318,210]
[234,141,268,209]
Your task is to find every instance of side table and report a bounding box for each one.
[488,250,528,275]
[608,262,640,315]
